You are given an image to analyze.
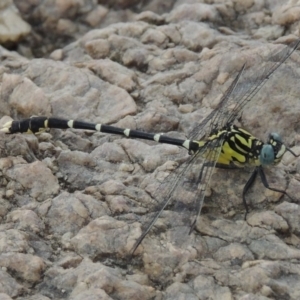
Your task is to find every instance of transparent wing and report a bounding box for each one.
[131,149,199,253]
[225,37,300,126]
[131,38,300,254]
[188,38,300,141]
[131,131,226,253]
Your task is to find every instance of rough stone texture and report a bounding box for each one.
[0,269,25,298]
[0,1,300,300]
[0,0,31,43]
[0,253,45,283]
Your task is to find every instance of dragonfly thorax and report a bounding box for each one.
[259,132,286,165]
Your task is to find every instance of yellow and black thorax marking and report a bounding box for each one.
[197,125,286,167]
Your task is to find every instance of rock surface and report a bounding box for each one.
[0,1,300,300]
[0,0,31,44]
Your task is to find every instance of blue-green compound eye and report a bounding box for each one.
[270,132,282,142]
[260,144,275,165]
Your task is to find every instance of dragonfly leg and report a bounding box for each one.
[243,168,258,219]
[258,166,297,202]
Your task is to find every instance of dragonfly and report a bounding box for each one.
[1,38,300,255]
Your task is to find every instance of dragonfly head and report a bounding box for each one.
[260,132,286,165]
